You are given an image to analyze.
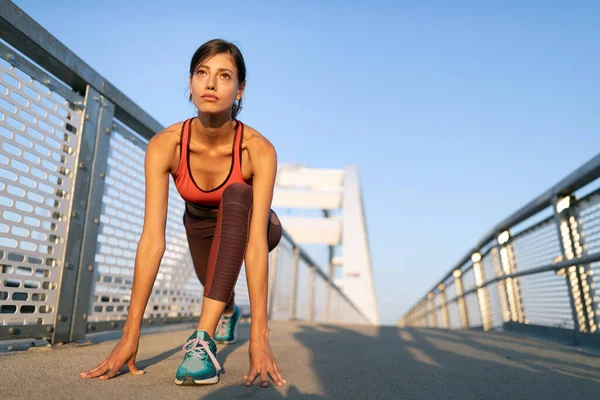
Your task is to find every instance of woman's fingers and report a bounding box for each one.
[80,360,109,379]
[246,360,286,387]
[260,367,269,387]
[272,362,287,385]
[127,359,145,375]
[268,370,282,386]
[80,358,142,381]
[268,363,285,386]
[245,368,258,386]
[99,365,121,381]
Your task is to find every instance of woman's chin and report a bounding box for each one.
[195,104,230,116]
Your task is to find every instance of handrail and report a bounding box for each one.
[423,152,600,298]
[433,252,600,308]
[0,0,163,139]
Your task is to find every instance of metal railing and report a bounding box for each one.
[398,151,600,346]
[0,1,368,345]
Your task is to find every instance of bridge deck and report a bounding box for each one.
[1,321,598,399]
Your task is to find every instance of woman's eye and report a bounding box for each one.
[221,73,231,79]
[196,69,206,75]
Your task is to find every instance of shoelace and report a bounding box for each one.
[182,338,222,372]
[216,317,230,337]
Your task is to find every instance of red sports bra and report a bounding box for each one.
[173,118,250,208]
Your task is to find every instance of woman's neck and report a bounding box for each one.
[192,112,236,146]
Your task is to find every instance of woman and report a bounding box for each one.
[80,39,287,389]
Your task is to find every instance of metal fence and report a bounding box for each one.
[0,1,368,345]
[398,150,600,346]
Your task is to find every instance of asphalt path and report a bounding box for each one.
[1,320,599,399]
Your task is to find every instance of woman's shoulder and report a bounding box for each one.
[148,120,186,149]
[241,122,276,155]
[145,120,188,170]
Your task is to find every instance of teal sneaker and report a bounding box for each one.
[214,304,241,344]
[174,330,222,385]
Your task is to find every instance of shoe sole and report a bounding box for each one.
[174,375,219,385]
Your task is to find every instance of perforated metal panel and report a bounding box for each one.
[519,271,573,329]
[295,258,312,320]
[511,219,563,272]
[328,289,341,323]
[269,237,294,321]
[577,193,600,327]
[88,121,203,322]
[445,280,457,302]
[487,282,504,328]
[462,267,476,293]
[579,192,600,256]
[465,292,482,328]
[0,57,83,326]
[313,274,327,322]
[447,301,461,329]
[435,308,443,326]
[482,249,500,282]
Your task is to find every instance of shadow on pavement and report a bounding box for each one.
[136,345,181,371]
[417,327,599,372]
[202,385,325,399]
[201,322,600,399]
[399,326,600,396]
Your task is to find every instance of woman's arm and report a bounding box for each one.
[80,130,174,380]
[122,133,172,338]
[244,138,277,339]
[243,136,286,387]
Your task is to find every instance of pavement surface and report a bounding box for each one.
[1,320,599,399]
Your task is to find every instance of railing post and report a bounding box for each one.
[569,199,597,333]
[428,293,438,328]
[491,246,511,323]
[497,231,525,324]
[552,195,597,334]
[67,95,115,342]
[453,269,469,328]
[438,283,450,329]
[472,252,493,331]
[325,282,332,323]
[53,86,104,344]
[574,197,600,333]
[325,244,334,323]
[415,302,421,326]
[289,247,300,320]
[308,265,316,321]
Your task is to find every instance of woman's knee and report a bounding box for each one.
[268,210,283,251]
[222,183,253,207]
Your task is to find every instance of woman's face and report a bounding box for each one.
[189,53,244,117]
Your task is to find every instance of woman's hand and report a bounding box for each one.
[79,332,144,380]
[245,336,287,387]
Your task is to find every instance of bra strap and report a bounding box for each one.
[234,120,244,173]
[176,118,191,177]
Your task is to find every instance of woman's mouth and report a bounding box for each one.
[201,94,219,101]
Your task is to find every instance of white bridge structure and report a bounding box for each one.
[272,164,380,325]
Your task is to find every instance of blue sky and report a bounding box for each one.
[11,0,600,325]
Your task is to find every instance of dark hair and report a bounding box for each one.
[189,39,246,119]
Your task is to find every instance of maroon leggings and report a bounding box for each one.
[183,183,282,307]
